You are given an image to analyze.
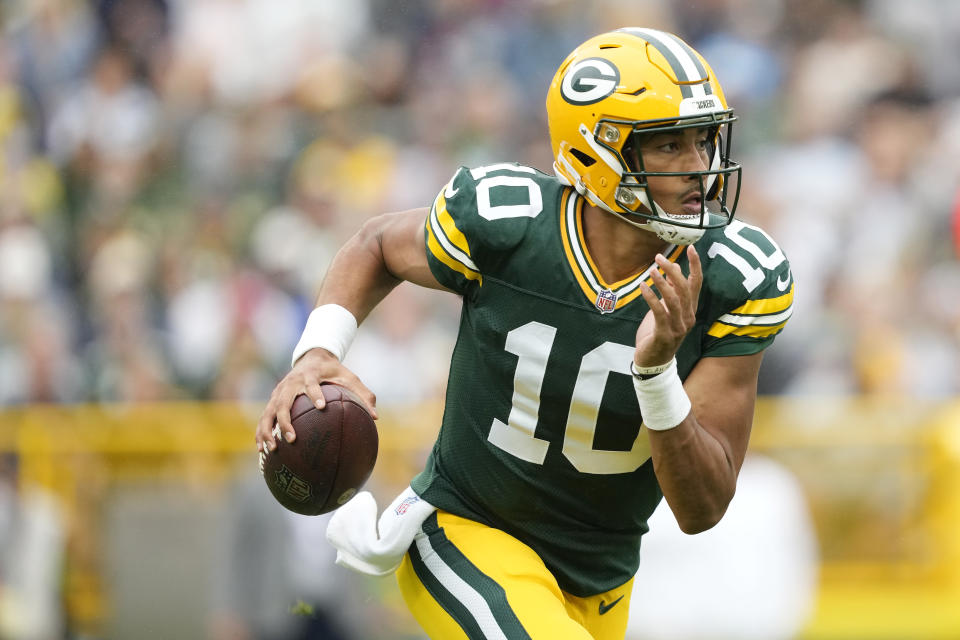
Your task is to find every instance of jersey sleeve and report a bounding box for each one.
[699,220,795,357]
[423,163,542,294]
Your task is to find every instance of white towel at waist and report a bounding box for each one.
[325,486,436,576]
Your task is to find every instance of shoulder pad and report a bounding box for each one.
[425,163,559,293]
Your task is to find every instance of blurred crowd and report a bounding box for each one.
[1,0,959,405]
[1,1,959,638]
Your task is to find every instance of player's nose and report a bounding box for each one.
[681,144,709,178]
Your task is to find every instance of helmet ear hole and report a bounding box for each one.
[570,148,596,167]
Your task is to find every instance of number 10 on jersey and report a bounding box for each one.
[488,322,652,475]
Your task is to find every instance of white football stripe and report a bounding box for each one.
[415,533,509,640]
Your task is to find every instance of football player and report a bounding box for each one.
[257,27,793,640]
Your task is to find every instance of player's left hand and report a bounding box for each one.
[635,245,703,368]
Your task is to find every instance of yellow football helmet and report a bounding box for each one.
[546,27,741,244]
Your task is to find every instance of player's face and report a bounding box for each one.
[631,127,712,216]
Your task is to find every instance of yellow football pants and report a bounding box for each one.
[397,510,633,639]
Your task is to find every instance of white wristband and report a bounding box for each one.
[291,304,358,366]
[632,358,691,431]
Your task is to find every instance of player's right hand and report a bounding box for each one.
[256,348,378,453]
[634,246,703,367]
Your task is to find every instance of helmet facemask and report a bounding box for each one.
[595,111,742,245]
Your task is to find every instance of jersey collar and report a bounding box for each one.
[559,190,684,313]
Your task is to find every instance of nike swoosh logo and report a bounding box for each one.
[598,594,624,615]
[444,181,459,199]
[777,271,791,291]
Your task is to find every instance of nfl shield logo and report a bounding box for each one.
[595,289,618,314]
[395,495,421,516]
[275,465,312,502]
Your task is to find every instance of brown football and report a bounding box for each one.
[260,383,378,515]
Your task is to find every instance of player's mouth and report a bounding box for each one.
[680,192,704,216]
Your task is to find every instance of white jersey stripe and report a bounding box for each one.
[415,533,509,640]
[567,193,602,292]
[430,203,480,273]
[717,305,794,326]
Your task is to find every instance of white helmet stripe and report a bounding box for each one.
[579,123,624,176]
[619,28,710,99]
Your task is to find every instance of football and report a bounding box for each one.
[260,383,378,515]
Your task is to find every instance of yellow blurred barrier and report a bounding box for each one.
[752,397,960,639]
[1,397,959,638]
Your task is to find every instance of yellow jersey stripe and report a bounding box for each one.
[707,318,789,339]
[726,283,794,316]
[435,193,474,260]
[559,192,597,302]
[427,195,480,273]
[718,304,793,327]
[612,244,686,308]
[560,191,687,311]
[426,213,482,284]
[574,211,645,290]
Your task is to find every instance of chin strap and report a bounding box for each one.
[646,214,706,245]
[607,182,706,245]
[603,207,704,245]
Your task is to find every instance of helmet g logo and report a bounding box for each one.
[560,58,620,105]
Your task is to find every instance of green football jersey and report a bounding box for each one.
[412,162,794,597]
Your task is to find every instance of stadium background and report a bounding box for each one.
[1,0,959,638]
